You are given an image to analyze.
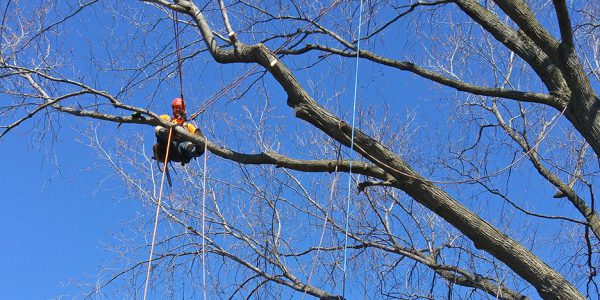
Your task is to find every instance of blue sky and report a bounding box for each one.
[0,124,140,299]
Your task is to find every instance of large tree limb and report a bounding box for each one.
[441,0,600,158]
[492,0,560,61]
[19,70,390,183]
[281,188,527,299]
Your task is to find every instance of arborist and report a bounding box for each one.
[153,97,204,166]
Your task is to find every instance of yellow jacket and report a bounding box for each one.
[159,115,197,134]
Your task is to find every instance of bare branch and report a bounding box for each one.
[281,44,557,106]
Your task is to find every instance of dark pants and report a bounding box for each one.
[154,126,199,164]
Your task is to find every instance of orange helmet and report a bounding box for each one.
[171,97,186,111]
[171,97,186,124]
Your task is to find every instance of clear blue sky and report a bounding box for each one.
[1,124,140,299]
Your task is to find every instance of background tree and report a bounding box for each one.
[1,0,599,299]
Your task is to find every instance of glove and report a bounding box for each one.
[194,127,204,137]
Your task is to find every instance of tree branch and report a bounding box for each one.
[489,100,600,237]
[492,0,560,61]
[453,0,568,93]
[281,44,557,106]
[553,0,575,50]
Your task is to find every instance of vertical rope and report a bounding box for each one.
[143,126,174,300]
[173,11,208,297]
[173,11,185,101]
[141,10,193,300]
[342,1,364,298]
[201,140,208,300]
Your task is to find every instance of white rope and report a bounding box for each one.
[143,126,173,300]
[201,139,208,299]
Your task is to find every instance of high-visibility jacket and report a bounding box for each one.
[159,114,197,134]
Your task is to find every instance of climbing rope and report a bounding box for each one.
[142,2,345,297]
[342,0,364,297]
[201,140,208,299]
[173,10,209,297]
[174,11,185,102]
[143,126,173,300]
[142,11,195,299]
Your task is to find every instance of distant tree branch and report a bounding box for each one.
[281,44,557,106]
[488,101,600,237]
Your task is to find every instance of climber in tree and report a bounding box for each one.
[153,97,205,166]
